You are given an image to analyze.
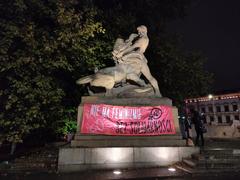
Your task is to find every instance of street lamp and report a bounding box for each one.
[208,94,213,99]
[208,94,215,124]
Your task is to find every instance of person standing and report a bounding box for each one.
[190,109,204,146]
[184,116,192,139]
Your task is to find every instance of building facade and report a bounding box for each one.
[185,92,240,125]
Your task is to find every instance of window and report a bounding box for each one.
[232,104,238,112]
[218,116,222,123]
[234,115,239,120]
[224,105,229,112]
[226,115,231,123]
[210,116,214,122]
[216,106,221,112]
[208,106,213,112]
[201,107,205,113]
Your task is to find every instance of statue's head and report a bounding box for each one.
[137,25,147,36]
[113,38,125,51]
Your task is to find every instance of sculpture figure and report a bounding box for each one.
[76,25,162,97]
[112,25,148,64]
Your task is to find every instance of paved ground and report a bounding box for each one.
[1,167,240,180]
[1,138,240,179]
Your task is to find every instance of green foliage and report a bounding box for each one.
[91,0,213,107]
[0,0,105,143]
[153,35,213,106]
[55,108,77,136]
[0,0,213,143]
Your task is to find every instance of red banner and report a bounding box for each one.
[81,103,176,136]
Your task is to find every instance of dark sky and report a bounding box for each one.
[168,0,240,92]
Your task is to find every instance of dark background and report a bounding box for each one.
[169,0,240,92]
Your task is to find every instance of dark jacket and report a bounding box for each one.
[191,111,204,131]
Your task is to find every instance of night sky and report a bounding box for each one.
[169,0,240,92]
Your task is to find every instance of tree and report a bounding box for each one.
[152,35,213,107]
[90,0,213,106]
[0,0,213,146]
[0,0,106,144]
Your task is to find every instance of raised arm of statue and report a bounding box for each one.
[114,25,149,60]
[117,37,148,57]
[119,33,138,51]
[112,33,138,57]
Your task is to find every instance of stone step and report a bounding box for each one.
[74,134,183,140]
[71,139,186,147]
[197,164,240,169]
[182,160,240,175]
[195,159,240,169]
[191,153,205,160]
[198,158,240,164]
[182,158,197,168]
[203,154,240,160]
[205,142,240,149]
[185,140,240,175]
[184,156,240,169]
[192,168,240,175]
[202,149,239,155]
[72,134,186,147]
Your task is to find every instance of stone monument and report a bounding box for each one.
[58,25,199,172]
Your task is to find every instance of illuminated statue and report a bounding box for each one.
[77,25,161,97]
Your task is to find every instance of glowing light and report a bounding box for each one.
[208,94,213,99]
[107,148,127,162]
[168,167,176,172]
[113,170,122,175]
[155,148,171,160]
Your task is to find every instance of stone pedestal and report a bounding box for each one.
[58,96,200,172]
[58,146,199,172]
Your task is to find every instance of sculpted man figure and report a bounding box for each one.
[112,25,161,96]
[77,25,162,97]
[112,25,148,64]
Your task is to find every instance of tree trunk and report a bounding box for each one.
[10,143,16,155]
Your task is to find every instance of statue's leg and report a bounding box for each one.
[105,89,112,96]
[141,64,162,97]
[127,73,147,87]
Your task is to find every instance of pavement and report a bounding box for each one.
[1,138,240,179]
[0,167,186,180]
[1,166,240,180]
